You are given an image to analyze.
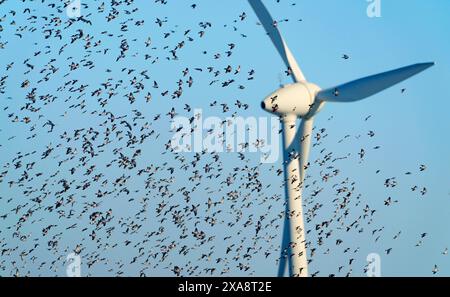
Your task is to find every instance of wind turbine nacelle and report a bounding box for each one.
[261,82,321,117]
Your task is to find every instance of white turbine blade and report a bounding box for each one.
[248,0,306,82]
[298,118,314,184]
[277,209,290,277]
[316,62,434,102]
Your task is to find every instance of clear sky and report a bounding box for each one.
[0,0,449,277]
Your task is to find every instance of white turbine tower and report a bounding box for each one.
[248,0,434,277]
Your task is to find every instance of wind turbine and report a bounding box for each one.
[247,0,434,277]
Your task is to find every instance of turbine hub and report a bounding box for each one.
[261,82,321,117]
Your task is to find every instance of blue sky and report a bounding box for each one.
[0,0,449,276]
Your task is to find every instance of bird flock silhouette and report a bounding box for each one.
[0,0,442,277]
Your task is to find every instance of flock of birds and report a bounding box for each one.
[0,0,443,277]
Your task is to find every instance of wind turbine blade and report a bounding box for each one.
[248,0,306,82]
[277,215,290,277]
[299,118,313,184]
[316,62,434,102]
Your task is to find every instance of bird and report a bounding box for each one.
[432,265,439,275]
